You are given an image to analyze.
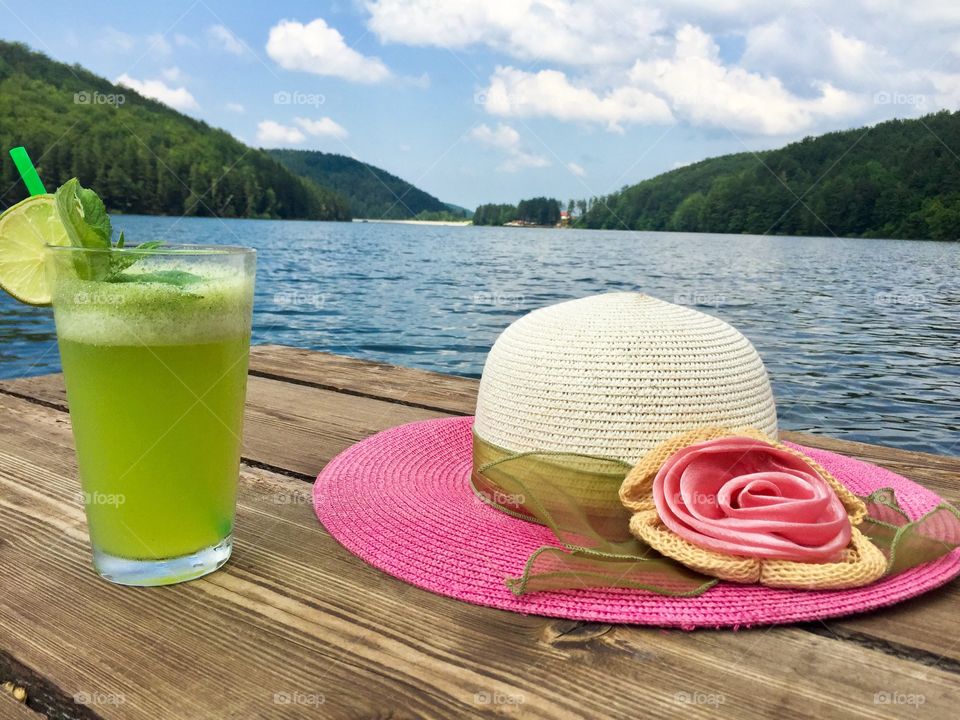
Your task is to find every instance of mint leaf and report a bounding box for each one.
[52,179,167,281]
[107,240,164,280]
[54,178,115,280]
[55,178,112,250]
[109,269,202,288]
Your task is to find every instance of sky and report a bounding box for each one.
[1,0,959,209]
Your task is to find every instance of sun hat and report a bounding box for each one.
[314,293,960,628]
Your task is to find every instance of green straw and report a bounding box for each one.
[9,147,47,196]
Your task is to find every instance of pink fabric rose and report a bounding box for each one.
[652,436,852,562]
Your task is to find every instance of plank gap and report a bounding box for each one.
[802,624,960,676]
[0,649,102,720]
[240,457,313,483]
[0,387,67,414]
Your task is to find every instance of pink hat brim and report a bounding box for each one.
[314,417,960,628]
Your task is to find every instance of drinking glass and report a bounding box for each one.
[46,244,255,585]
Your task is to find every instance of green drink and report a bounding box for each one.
[47,245,255,585]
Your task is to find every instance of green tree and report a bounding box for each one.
[669,192,706,232]
[0,41,352,221]
[535,108,960,240]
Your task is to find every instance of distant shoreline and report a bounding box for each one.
[353,218,472,227]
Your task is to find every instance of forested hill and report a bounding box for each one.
[268,149,449,219]
[0,41,351,220]
[579,111,960,240]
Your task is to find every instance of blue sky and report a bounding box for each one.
[2,1,958,209]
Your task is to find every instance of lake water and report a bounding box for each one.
[1,216,957,454]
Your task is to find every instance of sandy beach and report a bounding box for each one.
[353,218,472,227]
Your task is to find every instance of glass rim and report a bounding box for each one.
[45,243,255,256]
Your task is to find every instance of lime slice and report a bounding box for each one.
[0,194,71,305]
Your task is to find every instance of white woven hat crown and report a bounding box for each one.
[473,292,778,463]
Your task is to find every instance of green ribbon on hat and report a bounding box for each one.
[472,432,960,596]
[859,488,960,575]
[472,431,718,596]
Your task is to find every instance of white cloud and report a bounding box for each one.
[294,116,349,139]
[741,20,895,92]
[100,28,171,57]
[478,26,863,136]
[225,102,246,113]
[256,118,349,144]
[405,72,431,89]
[115,74,199,111]
[161,67,183,83]
[930,71,960,110]
[629,25,862,135]
[145,33,172,56]
[208,24,245,55]
[266,18,391,83]
[470,123,517,148]
[173,33,197,48]
[256,120,306,145]
[101,27,135,53]
[566,161,586,177]
[367,0,665,66]
[481,66,673,132]
[364,2,960,136]
[826,29,879,81]
[470,123,549,172]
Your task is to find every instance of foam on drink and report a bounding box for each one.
[52,258,253,346]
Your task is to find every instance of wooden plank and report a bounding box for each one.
[246,346,960,481]
[781,431,960,474]
[249,344,479,415]
[3,363,958,503]
[241,374,448,478]
[815,592,960,662]
[0,346,330,411]
[0,374,67,408]
[1,392,958,720]
[2,354,959,665]
[1,648,96,720]
[0,692,45,720]
[0,372,448,480]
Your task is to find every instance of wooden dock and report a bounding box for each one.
[0,345,957,719]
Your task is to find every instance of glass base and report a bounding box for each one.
[92,535,233,586]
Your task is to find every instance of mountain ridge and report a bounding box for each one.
[0,40,352,220]
[267,149,453,220]
[0,40,456,223]
[575,112,960,240]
